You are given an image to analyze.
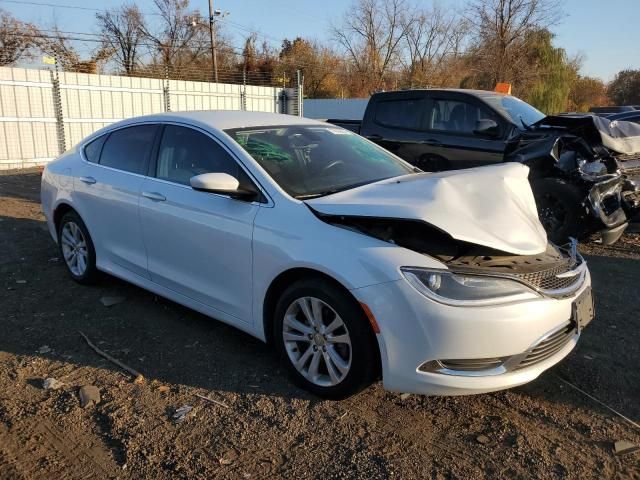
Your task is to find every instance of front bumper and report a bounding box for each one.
[586,176,629,244]
[351,269,592,396]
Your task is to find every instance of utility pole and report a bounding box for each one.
[208,0,218,83]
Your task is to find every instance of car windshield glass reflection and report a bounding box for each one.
[226,125,414,198]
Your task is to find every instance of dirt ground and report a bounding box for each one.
[1,169,639,480]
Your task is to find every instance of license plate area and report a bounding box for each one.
[572,287,594,331]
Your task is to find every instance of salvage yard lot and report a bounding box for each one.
[1,169,639,479]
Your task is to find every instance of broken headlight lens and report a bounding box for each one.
[401,268,539,306]
[577,159,609,179]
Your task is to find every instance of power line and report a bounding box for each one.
[0,1,354,78]
[0,0,161,15]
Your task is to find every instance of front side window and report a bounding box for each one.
[374,98,427,130]
[226,125,414,199]
[429,99,500,134]
[155,125,241,186]
[480,94,546,128]
[100,124,157,174]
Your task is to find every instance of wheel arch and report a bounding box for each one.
[262,267,382,375]
[53,202,78,232]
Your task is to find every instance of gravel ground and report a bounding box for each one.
[1,169,639,479]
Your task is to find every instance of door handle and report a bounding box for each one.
[420,139,442,146]
[79,176,96,184]
[142,191,166,202]
[366,134,383,141]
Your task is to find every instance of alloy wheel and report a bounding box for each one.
[282,296,352,387]
[60,221,88,277]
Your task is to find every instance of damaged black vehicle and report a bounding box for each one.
[332,89,640,244]
[507,114,640,245]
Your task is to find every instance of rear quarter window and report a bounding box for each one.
[83,135,107,163]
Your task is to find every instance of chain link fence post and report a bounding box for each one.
[49,61,66,155]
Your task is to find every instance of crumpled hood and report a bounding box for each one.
[533,114,640,155]
[305,163,548,255]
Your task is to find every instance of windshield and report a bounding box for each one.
[481,94,546,128]
[225,125,414,198]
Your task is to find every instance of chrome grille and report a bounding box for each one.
[512,321,576,371]
[518,261,581,291]
[421,322,578,376]
[438,358,505,371]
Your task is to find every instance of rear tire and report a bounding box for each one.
[57,211,100,285]
[273,278,378,399]
[531,177,586,244]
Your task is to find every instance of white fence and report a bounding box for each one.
[0,66,294,170]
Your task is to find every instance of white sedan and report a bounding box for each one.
[41,111,594,399]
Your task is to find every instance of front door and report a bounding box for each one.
[139,124,259,324]
[423,97,506,169]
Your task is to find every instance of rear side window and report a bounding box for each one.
[100,125,157,174]
[84,135,106,163]
[155,125,241,186]
[374,98,427,130]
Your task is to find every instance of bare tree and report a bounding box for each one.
[467,0,562,85]
[96,4,144,74]
[0,8,40,66]
[278,37,344,97]
[40,27,112,73]
[402,4,470,87]
[140,0,210,73]
[331,0,413,94]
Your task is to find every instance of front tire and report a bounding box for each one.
[274,278,378,399]
[57,211,100,284]
[531,177,586,244]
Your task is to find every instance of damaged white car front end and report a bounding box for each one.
[302,163,593,395]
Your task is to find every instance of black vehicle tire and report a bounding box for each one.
[57,210,100,285]
[531,177,586,244]
[273,278,379,399]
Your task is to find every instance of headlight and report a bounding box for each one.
[401,268,540,306]
[578,159,611,179]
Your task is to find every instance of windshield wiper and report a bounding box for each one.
[295,189,343,200]
[520,116,531,130]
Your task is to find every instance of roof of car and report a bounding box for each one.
[373,88,507,98]
[118,110,323,131]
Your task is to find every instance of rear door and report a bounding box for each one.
[74,124,159,278]
[139,124,260,324]
[361,93,433,166]
[422,95,507,169]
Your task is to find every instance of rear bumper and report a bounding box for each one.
[350,270,592,396]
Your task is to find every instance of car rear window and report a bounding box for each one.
[99,125,157,174]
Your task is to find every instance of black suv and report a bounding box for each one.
[331,89,639,244]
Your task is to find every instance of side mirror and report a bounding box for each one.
[474,119,500,137]
[190,173,258,201]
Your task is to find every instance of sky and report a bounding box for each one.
[1,0,638,81]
